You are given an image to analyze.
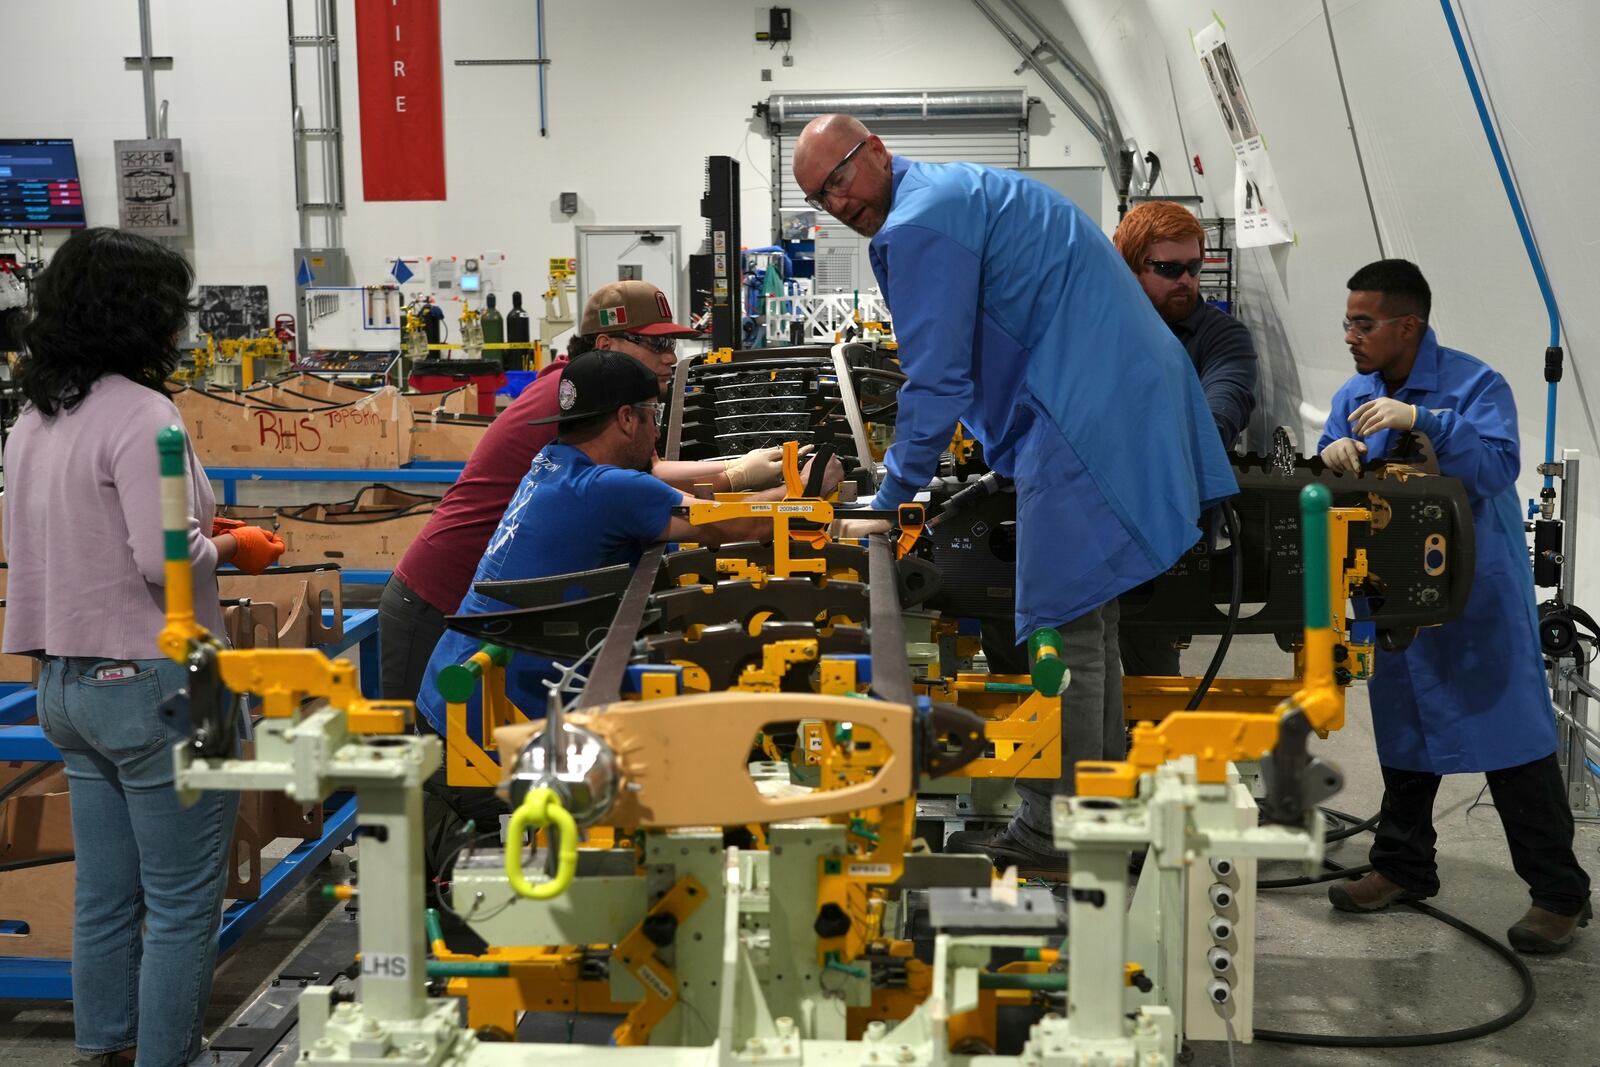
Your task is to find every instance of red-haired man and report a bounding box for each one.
[1112,200,1259,677]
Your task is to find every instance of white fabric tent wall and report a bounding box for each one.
[1059,0,1600,610]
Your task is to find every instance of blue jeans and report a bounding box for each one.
[37,655,238,1067]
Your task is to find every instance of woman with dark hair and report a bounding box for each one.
[2,227,284,1066]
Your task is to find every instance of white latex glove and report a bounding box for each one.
[1320,437,1368,474]
[1349,397,1417,438]
[833,517,892,539]
[724,444,813,492]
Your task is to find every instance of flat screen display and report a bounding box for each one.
[0,139,86,229]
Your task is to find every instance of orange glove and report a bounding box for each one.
[212,516,247,537]
[228,525,286,575]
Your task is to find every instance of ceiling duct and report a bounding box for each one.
[758,89,1031,128]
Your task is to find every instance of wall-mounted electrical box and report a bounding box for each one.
[757,7,791,42]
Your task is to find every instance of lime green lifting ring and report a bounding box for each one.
[505,787,578,900]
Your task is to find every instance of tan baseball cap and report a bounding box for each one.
[580,280,704,339]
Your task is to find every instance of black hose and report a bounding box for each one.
[1258,862,1374,889]
[1187,501,1242,710]
[1323,808,1381,843]
[1256,835,1537,1046]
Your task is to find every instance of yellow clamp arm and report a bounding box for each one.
[505,787,578,900]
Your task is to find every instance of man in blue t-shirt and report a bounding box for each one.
[416,349,842,734]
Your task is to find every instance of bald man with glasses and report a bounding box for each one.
[792,113,1238,877]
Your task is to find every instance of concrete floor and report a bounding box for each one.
[3,636,1596,1066]
[1185,635,1600,1067]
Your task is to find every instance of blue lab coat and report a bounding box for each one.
[1319,328,1556,774]
[868,157,1238,634]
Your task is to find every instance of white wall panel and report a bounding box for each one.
[1056,0,1600,607]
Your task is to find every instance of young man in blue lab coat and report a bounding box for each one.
[792,114,1238,877]
[1318,259,1590,952]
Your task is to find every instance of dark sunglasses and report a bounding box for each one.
[1144,258,1204,280]
[616,332,676,354]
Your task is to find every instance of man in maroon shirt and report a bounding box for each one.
[379,280,792,704]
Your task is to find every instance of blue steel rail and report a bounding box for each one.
[0,608,382,1000]
[206,462,463,506]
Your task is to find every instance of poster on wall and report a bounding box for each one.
[114,138,188,237]
[197,285,270,340]
[1194,21,1292,248]
[354,0,445,201]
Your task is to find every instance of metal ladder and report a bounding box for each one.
[288,0,346,358]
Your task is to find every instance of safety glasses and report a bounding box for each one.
[616,332,676,354]
[1342,316,1409,336]
[804,140,868,212]
[1144,258,1204,280]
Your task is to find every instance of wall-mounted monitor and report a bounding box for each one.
[0,139,86,229]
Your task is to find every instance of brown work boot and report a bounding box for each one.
[1507,900,1592,954]
[1327,870,1424,913]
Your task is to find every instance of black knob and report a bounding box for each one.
[641,912,679,948]
[813,903,851,940]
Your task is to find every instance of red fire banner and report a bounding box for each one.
[354,0,446,201]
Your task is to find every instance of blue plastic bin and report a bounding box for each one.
[499,370,539,398]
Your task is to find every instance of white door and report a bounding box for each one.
[575,227,683,324]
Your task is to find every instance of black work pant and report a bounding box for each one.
[1118,629,1181,677]
[377,574,448,702]
[377,574,505,876]
[1370,754,1591,916]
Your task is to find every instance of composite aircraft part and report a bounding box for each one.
[650,577,869,631]
[501,692,916,826]
[664,344,903,476]
[498,692,988,828]
[663,541,942,608]
[462,575,875,657]
[474,562,649,609]
[920,476,1019,621]
[920,449,1476,640]
[642,620,870,690]
[1119,455,1476,641]
[443,592,656,659]
[577,543,666,708]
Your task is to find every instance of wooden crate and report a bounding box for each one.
[174,385,414,468]
[216,565,344,647]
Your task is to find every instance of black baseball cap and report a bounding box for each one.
[528,350,659,426]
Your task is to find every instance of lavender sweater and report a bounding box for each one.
[3,374,225,659]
